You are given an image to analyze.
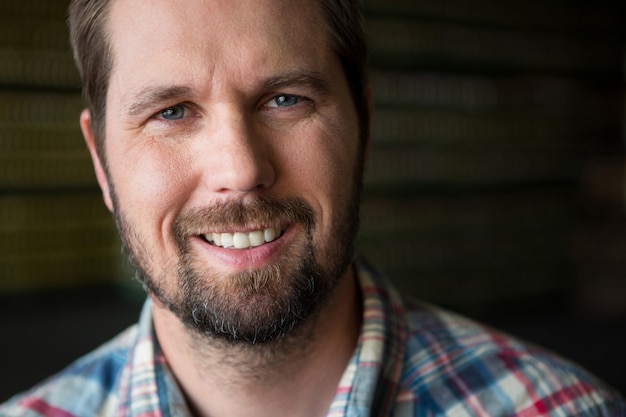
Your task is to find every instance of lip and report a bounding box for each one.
[189,223,299,271]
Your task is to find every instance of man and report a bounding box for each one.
[1,0,624,416]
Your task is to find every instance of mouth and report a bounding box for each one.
[201,227,283,249]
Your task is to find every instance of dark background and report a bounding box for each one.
[1,0,625,401]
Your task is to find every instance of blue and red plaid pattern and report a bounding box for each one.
[2,259,624,416]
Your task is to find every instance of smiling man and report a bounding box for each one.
[1,0,625,416]
[96,0,364,356]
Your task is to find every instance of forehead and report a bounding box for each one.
[106,0,330,89]
[107,0,324,40]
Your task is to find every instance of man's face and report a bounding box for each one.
[87,0,364,343]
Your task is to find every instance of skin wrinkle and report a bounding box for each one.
[125,71,331,118]
[69,0,370,163]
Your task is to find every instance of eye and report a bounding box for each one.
[158,104,186,120]
[265,94,300,108]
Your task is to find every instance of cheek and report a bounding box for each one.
[317,117,360,195]
[284,121,360,225]
[107,138,193,233]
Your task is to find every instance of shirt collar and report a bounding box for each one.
[328,259,407,416]
[119,259,407,417]
[118,301,190,417]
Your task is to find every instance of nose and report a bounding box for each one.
[202,110,275,195]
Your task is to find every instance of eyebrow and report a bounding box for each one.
[124,71,331,117]
[262,71,331,96]
[126,85,194,117]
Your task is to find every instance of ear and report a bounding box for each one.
[80,109,114,213]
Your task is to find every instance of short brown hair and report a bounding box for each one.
[68,0,114,161]
[68,0,369,159]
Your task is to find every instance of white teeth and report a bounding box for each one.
[233,232,249,249]
[264,228,277,242]
[248,230,264,247]
[221,233,234,248]
[204,227,280,249]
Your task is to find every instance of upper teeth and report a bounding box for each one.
[204,227,279,249]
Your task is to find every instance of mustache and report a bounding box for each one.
[173,197,315,249]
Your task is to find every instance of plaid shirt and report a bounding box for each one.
[2,260,624,416]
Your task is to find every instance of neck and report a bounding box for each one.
[152,265,362,417]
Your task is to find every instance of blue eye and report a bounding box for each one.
[160,105,185,120]
[268,94,299,107]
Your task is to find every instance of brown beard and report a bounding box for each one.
[113,195,360,345]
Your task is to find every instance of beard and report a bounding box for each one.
[112,193,360,346]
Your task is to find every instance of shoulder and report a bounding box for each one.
[397,301,626,416]
[0,325,138,417]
